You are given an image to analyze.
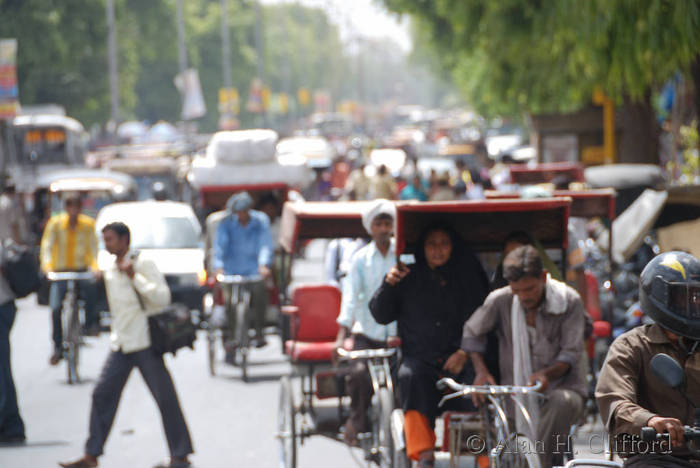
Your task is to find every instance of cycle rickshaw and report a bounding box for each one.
[276,200,400,467]
[391,198,573,468]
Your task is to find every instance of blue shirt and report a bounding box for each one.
[399,184,428,201]
[212,210,274,275]
[337,240,397,342]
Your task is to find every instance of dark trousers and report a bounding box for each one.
[85,348,193,458]
[50,279,98,350]
[398,355,476,426]
[0,301,25,438]
[346,334,387,432]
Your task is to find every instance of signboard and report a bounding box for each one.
[174,68,206,120]
[0,38,19,119]
[218,87,239,130]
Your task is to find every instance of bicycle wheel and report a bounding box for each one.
[278,376,297,468]
[236,300,249,382]
[65,301,81,384]
[500,434,542,468]
[389,409,410,468]
[375,387,395,468]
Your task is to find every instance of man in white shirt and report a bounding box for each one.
[333,199,398,445]
[60,222,193,468]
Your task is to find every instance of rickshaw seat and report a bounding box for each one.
[285,341,337,362]
[583,270,602,321]
[284,283,341,363]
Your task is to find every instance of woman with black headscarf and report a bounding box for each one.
[370,225,490,468]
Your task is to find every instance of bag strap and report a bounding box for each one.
[126,251,146,312]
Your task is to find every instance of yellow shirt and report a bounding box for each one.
[40,213,98,272]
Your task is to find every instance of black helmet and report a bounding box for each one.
[639,251,700,339]
[151,181,168,201]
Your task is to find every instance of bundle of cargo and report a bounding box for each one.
[187,129,313,190]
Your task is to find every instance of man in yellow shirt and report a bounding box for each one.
[40,193,99,365]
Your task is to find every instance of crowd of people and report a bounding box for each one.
[303,153,495,203]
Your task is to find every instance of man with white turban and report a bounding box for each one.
[334,199,398,445]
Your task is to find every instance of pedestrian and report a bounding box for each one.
[369,164,398,200]
[345,162,371,200]
[596,251,700,467]
[0,244,26,445]
[428,174,454,201]
[59,222,193,468]
[0,178,27,244]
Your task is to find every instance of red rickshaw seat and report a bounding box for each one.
[285,340,337,362]
[284,283,341,363]
[584,270,602,321]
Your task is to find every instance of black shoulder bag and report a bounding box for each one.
[129,257,196,355]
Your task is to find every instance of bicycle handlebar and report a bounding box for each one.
[46,271,96,282]
[641,426,700,442]
[215,274,264,285]
[437,377,543,405]
[336,347,397,361]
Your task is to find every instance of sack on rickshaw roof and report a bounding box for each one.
[206,129,278,165]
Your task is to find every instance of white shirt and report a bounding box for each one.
[338,240,397,342]
[103,250,171,353]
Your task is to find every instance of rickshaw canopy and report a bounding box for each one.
[509,162,584,185]
[395,198,571,255]
[485,188,616,221]
[279,201,373,254]
[37,168,136,195]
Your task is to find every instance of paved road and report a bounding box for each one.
[1,240,612,467]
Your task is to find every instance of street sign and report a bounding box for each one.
[0,38,19,119]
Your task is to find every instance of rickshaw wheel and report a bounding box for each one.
[376,387,395,468]
[389,409,410,468]
[278,376,298,468]
[206,326,217,376]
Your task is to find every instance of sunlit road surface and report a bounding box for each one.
[2,240,610,467]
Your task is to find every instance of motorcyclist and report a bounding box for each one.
[596,251,700,467]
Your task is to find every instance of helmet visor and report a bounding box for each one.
[666,281,700,319]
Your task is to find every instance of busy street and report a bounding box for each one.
[2,1,700,468]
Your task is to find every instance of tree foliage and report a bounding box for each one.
[381,0,700,118]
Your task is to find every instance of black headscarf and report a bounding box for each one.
[412,223,490,321]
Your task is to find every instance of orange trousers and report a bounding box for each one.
[403,410,436,461]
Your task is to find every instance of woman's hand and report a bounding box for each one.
[385,263,410,286]
[442,349,467,375]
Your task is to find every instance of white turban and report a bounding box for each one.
[362,199,396,235]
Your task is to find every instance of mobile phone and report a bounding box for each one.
[399,253,416,265]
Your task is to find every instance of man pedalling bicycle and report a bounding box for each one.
[212,191,274,363]
[40,193,100,366]
[461,245,587,468]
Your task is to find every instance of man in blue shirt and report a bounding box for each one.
[213,192,274,359]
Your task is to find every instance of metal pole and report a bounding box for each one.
[106,0,119,130]
[177,0,188,75]
[221,0,231,88]
[254,0,267,125]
